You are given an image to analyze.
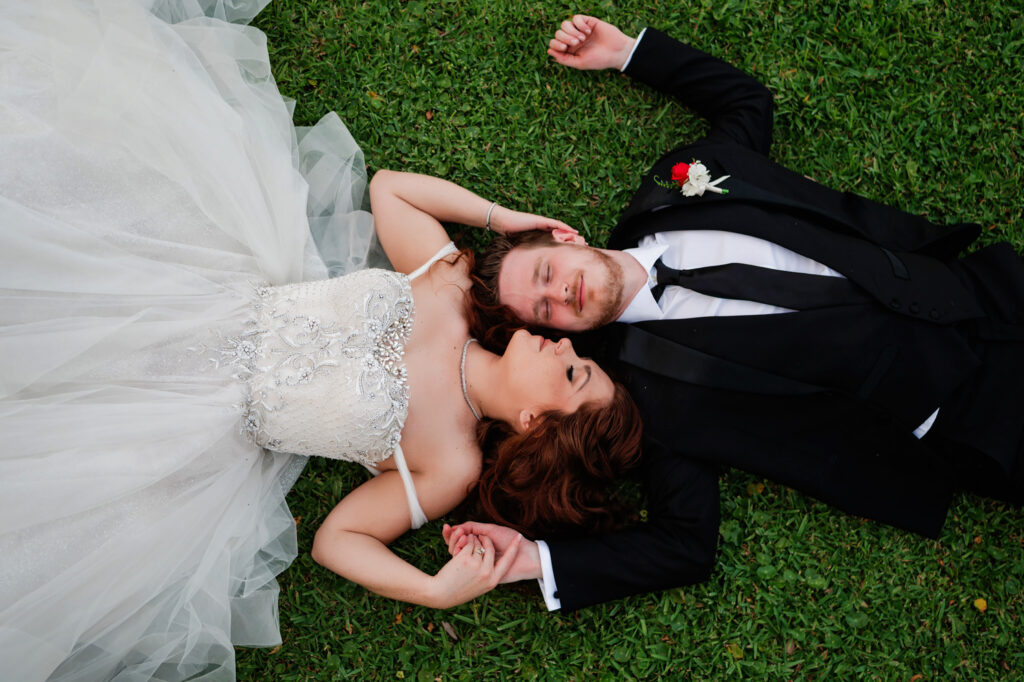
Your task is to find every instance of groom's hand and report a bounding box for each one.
[443,522,542,583]
[547,15,636,71]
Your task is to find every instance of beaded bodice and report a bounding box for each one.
[228,270,413,466]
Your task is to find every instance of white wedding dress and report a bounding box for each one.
[0,0,414,679]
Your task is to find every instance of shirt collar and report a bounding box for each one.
[616,242,669,323]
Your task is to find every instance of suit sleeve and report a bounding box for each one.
[624,28,774,155]
[544,437,721,611]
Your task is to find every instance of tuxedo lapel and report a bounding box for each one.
[619,171,864,250]
[617,323,828,396]
[719,177,860,233]
[637,175,862,234]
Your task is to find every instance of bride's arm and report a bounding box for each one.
[311,465,522,608]
[369,170,573,275]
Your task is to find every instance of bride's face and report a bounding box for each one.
[499,329,614,428]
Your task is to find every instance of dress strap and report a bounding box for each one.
[408,241,458,281]
[364,447,428,529]
[391,445,428,528]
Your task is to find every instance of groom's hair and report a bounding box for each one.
[467,230,564,352]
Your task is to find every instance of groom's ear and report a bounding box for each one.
[551,228,587,245]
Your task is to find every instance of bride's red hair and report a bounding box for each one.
[469,383,642,538]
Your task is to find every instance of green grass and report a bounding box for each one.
[240,1,1024,679]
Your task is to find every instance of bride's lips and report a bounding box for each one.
[577,274,584,313]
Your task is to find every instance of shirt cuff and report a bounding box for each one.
[619,28,647,71]
[535,540,562,611]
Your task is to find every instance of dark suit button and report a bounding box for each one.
[929,309,940,320]
[889,299,901,310]
[909,302,920,314]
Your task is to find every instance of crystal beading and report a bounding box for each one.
[208,270,414,467]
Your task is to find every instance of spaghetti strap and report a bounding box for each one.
[391,445,429,529]
[361,446,428,529]
[408,241,458,281]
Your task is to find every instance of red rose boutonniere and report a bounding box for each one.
[656,159,730,196]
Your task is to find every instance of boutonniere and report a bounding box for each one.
[655,160,730,196]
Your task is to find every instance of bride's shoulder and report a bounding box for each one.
[418,247,473,289]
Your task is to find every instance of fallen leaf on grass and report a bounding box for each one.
[725,642,743,659]
[440,621,458,641]
[845,612,869,629]
[973,598,988,613]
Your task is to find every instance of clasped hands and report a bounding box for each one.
[434,522,543,606]
[425,523,538,608]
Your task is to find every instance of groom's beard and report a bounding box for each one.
[592,249,625,328]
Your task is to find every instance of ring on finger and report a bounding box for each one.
[475,547,486,556]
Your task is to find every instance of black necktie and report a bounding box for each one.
[652,258,866,311]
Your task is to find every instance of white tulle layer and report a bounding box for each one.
[0,0,378,679]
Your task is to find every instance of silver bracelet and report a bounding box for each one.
[485,201,497,232]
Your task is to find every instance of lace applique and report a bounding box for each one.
[204,272,414,465]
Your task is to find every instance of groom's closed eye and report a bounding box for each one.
[531,260,555,323]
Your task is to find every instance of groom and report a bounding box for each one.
[445,16,1024,611]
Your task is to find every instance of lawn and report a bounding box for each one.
[239,1,1024,679]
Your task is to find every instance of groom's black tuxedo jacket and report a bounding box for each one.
[545,29,1018,610]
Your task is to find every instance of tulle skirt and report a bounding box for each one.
[0,0,380,678]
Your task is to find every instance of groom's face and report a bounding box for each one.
[497,242,625,331]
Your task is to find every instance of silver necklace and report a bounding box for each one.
[460,338,481,421]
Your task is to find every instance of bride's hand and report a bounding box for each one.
[429,533,523,608]
[488,205,578,238]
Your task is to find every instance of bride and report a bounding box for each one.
[0,0,640,680]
